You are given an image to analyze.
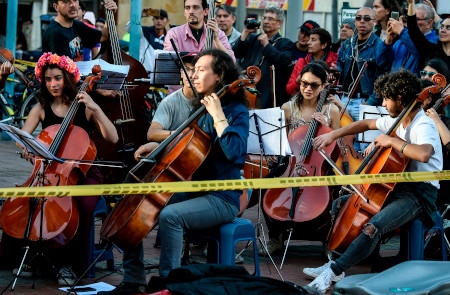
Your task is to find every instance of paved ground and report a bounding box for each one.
[0,137,401,295]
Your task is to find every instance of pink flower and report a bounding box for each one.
[35,52,81,83]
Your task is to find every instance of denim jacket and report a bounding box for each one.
[337,33,387,105]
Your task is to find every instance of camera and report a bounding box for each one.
[244,18,261,29]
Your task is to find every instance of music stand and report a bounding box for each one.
[0,123,71,293]
[147,50,184,86]
[247,107,291,280]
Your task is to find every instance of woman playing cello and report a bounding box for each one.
[305,70,443,293]
[99,48,249,295]
[260,62,340,255]
[12,53,118,285]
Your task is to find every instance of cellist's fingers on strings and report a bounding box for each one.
[363,142,376,157]
[201,93,224,118]
[312,112,330,126]
[77,91,100,112]
[101,0,118,13]
[207,19,219,39]
[426,108,440,122]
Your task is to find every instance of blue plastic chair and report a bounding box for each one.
[406,211,447,261]
[189,217,260,276]
[86,196,115,278]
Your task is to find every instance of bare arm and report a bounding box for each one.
[147,122,172,142]
[79,91,119,143]
[313,119,377,150]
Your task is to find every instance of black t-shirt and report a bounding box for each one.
[42,19,102,61]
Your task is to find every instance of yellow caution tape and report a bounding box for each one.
[1,170,450,198]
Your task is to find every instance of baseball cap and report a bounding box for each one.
[83,11,96,26]
[180,52,199,64]
[299,20,320,35]
[157,9,168,19]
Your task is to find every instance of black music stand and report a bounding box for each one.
[147,50,184,86]
[0,123,73,293]
[247,107,291,280]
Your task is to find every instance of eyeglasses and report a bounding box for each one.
[262,16,278,22]
[355,15,374,22]
[420,70,436,78]
[440,24,450,31]
[300,80,322,90]
[416,18,430,21]
[185,67,195,74]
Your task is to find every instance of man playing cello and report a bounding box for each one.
[306,70,443,293]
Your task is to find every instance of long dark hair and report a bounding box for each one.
[194,48,247,105]
[38,64,78,108]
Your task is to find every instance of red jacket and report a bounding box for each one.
[285,51,338,96]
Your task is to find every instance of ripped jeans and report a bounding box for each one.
[329,183,435,276]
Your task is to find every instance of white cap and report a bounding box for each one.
[83,11,96,25]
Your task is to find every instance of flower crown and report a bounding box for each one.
[35,52,81,83]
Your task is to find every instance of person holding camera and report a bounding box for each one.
[233,6,294,109]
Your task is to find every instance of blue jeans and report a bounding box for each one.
[121,193,238,283]
[330,182,436,276]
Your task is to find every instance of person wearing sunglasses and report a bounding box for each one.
[406,0,450,82]
[335,7,387,152]
[379,4,438,76]
[257,62,340,257]
[286,28,337,97]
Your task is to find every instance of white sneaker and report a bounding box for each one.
[258,236,283,255]
[308,265,345,293]
[303,254,344,282]
[57,266,77,286]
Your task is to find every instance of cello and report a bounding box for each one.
[263,85,340,223]
[94,2,150,183]
[327,74,447,254]
[100,76,258,251]
[0,66,103,248]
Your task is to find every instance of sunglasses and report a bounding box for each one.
[355,15,374,22]
[420,70,436,78]
[300,80,322,90]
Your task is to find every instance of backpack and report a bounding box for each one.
[165,264,319,295]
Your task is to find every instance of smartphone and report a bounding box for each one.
[391,11,399,21]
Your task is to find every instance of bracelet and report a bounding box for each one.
[400,142,408,154]
[214,119,228,129]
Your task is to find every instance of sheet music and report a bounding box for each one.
[0,123,62,162]
[247,107,292,156]
[76,60,130,76]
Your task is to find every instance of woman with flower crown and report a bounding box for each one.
[15,52,118,285]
